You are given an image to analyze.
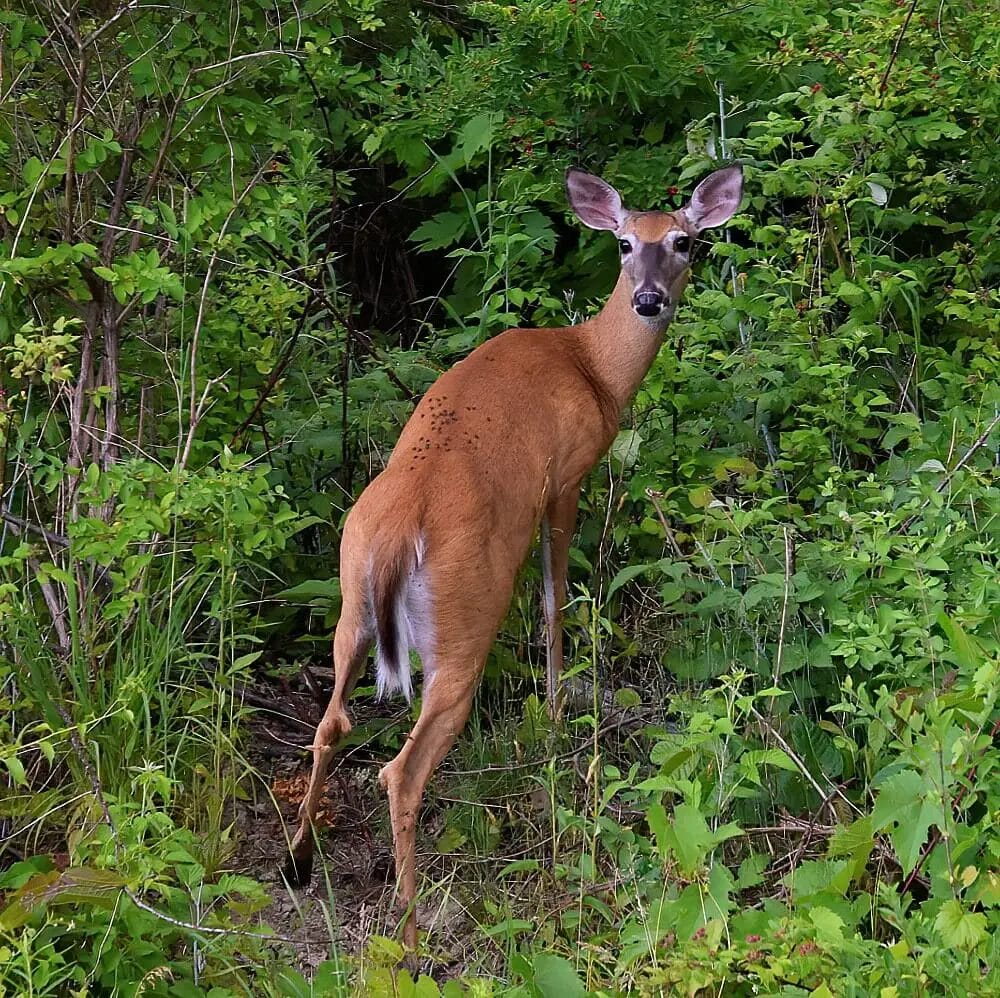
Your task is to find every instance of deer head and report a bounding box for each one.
[566,164,744,324]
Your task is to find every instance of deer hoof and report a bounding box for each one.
[281,850,313,888]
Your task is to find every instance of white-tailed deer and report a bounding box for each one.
[284,163,744,950]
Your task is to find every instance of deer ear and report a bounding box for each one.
[683,164,744,232]
[566,168,627,232]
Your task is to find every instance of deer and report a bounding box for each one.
[283,163,744,952]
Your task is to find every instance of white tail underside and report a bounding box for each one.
[375,537,432,702]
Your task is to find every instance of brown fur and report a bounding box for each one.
[284,168,742,956]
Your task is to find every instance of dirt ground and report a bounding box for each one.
[234,685,509,980]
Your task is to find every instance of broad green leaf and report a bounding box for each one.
[809,905,845,946]
[531,953,586,998]
[872,770,939,875]
[938,612,984,672]
[669,803,713,873]
[934,899,987,951]
[22,156,43,186]
[459,112,493,165]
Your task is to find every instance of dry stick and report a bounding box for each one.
[644,489,686,560]
[898,409,1000,534]
[771,526,795,686]
[62,38,88,243]
[79,0,158,50]
[878,0,922,107]
[184,164,267,462]
[228,288,317,449]
[0,509,69,548]
[179,373,229,470]
[128,94,183,255]
[27,558,71,654]
[750,705,860,819]
[716,82,790,497]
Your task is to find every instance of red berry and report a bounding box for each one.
[811,82,823,93]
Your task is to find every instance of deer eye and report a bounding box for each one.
[675,235,691,254]
[618,239,632,255]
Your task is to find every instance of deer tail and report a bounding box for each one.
[371,531,420,701]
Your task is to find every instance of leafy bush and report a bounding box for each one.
[2,0,999,992]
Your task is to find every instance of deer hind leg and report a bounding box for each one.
[378,646,484,951]
[284,590,372,887]
[541,486,580,719]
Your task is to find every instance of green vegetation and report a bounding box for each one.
[2,0,999,993]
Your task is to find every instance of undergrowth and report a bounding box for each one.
[2,0,1000,994]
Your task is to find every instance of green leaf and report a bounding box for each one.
[836,280,867,305]
[646,801,669,860]
[809,906,845,946]
[611,428,643,469]
[411,211,470,252]
[872,770,938,875]
[482,917,534,938]
[614,687,641,709]
[608,562,654,598]
[866,181,888,206]
[22,156,43,187]
[688,485,714,508]
[934,899,987,951]
[783,858,851,899]
[938,612,984,672]
[459,112,493,165]
[669,803,713,874]
[276,578,342,604]
[871,770,924,830]
[3,756,25,787]
[531,954,586,998]
[0,866,126,930]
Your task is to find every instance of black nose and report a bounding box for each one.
[634,290,663,317]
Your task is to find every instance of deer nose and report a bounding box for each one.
[633,290,664,317]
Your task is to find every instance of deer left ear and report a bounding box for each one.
[683,164,744,233]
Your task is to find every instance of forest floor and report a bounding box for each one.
[236,681,506,980]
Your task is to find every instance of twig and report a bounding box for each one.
[772,526,794,685]
[236,688,318,733]
[878,0,921,106]
[186,164,268,460]
[0,509,69,548]
[179,373,229,469]
[899,716,1000,894]
[50,697,301,942]
[229,289,317,449]
[898,409,1000,534]
[750,705,860,819]
[27,557,71,654]
[644,489,686,560]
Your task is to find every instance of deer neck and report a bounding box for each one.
[577,272,670,416]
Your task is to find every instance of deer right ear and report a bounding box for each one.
[566,168,626,232]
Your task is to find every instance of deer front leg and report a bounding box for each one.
[541,486,580,720]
